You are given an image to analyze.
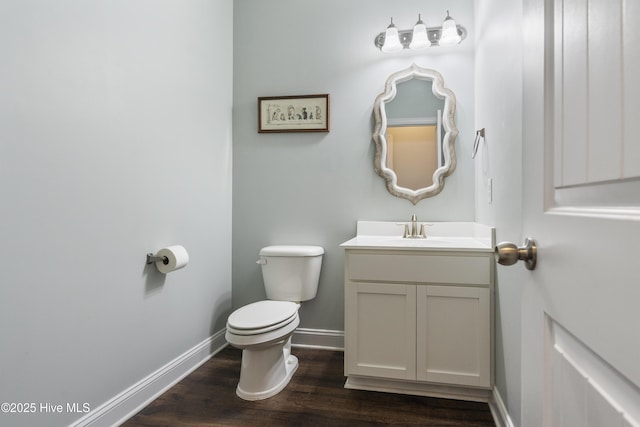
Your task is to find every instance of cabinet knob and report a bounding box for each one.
[495,238,537,271]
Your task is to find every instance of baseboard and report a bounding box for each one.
[488,387,515,427]
[344,375,492,403]
[291,328,344,351]
[69,329,228,427]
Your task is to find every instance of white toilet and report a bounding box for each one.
[225,245,324,401]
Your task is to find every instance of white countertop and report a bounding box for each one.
[340,221,495,252]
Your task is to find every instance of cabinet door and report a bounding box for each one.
[416,285,491,387]
[345,282,416,380]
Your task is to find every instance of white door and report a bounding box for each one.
[521,0,640,425]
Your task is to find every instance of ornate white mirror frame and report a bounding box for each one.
[373,63,458,204]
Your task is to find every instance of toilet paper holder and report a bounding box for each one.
[146,253,169,265]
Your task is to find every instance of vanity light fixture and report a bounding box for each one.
[375,11,466,51]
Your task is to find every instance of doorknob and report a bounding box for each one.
[495,238,537,270]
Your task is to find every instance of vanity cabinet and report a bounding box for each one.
[343,249,494,400]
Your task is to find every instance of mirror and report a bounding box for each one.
[373,64,458,204]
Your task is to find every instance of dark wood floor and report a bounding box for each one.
[123,346,496,426]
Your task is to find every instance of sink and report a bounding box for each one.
[379,236,469,247]
[340,221,495,252]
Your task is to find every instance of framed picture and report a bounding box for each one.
[258,94,330,133]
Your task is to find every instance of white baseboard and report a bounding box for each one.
[345,375,492,403]
[69,329,227,427]
[291,328,344,351]
[489,387,515,427]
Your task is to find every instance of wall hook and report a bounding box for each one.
[472,128,485,159]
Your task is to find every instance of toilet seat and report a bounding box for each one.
[227,300,299,336]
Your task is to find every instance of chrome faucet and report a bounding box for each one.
[398,214,428,238]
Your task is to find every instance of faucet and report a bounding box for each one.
[410,214,419,237]
[398,214,428,238]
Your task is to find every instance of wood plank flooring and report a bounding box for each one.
[122,346,496,426]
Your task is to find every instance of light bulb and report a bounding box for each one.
[439,11,461,46]
[381,18,403,52]
[409,14,431,49]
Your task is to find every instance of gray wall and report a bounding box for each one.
[0,1,527,425]
[0,1,233,426]
[475,0,524,424]
[232,0,475,332]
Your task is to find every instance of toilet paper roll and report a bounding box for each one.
[155,245,189,274]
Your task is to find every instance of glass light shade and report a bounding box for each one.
[381,19,403,52]
[409,16,431,49]
[439,12,461,46]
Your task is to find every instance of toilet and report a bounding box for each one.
[225,245,324,401]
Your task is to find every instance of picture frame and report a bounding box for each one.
[258,94,330,133]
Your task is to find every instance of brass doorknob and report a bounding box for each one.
[495,238,537,270]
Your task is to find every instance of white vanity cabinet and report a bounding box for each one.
[341,222,495,402]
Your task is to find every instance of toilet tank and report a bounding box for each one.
[259,245,324,302]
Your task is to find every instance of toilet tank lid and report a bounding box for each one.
[260,245,324,257]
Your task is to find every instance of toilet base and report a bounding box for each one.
[236,337,298,401]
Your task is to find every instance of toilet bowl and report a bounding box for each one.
[225,300,300,400]
[225,245,323,401]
